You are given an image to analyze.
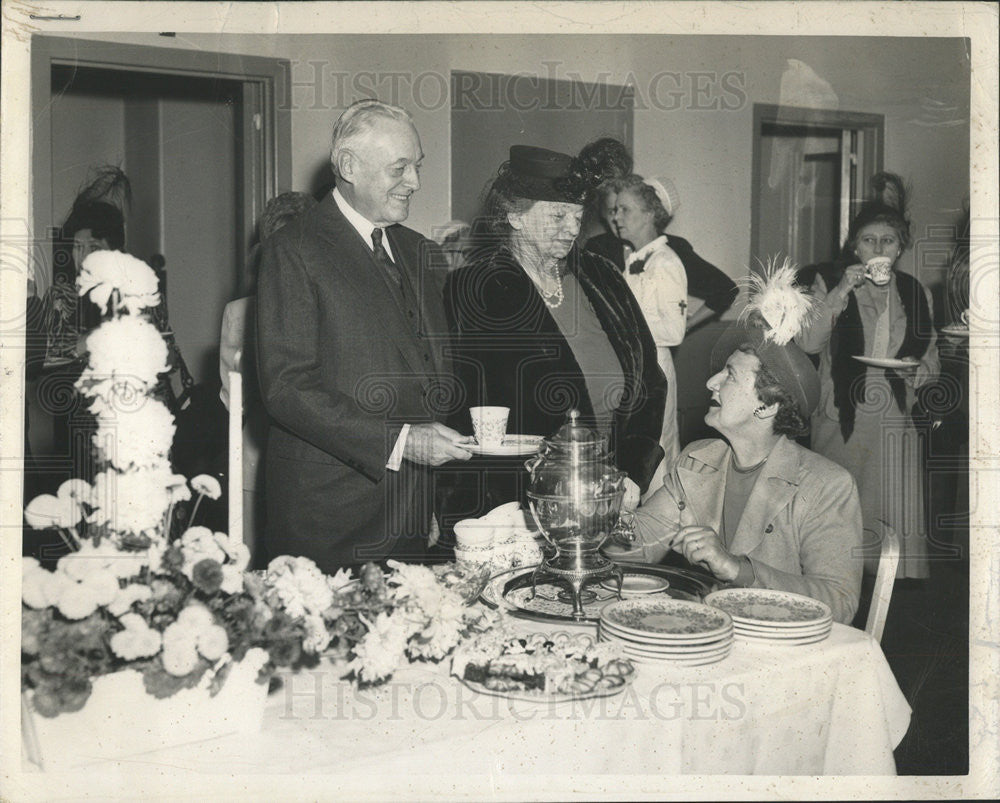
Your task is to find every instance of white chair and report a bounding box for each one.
[865,521,901,643]
[227,355,243,547]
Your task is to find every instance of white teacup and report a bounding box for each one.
[865,257,893,286]
[960,309,970,327]
[453,518,495,550]
[469,406,509,448]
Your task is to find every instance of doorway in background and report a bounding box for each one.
[751,104,884,269]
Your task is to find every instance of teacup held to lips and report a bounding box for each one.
[470,406,509,448]
[864,257,893,286]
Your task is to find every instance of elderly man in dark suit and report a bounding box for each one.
[256,99,472,572]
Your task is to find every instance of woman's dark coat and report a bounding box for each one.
[443,244,667,492]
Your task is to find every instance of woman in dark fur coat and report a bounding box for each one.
[444,145,667,513]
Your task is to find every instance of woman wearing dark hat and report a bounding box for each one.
[798,173,939,580]
[608,262,863,624]
[444,145,668,508]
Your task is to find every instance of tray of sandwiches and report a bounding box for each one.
[451,627,635,703]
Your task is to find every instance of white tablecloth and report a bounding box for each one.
[64,622,910,776]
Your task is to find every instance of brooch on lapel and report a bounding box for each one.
[628,257,647,275]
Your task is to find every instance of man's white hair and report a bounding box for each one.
[330,99,414,178]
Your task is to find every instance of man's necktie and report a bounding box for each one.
[371,228,402,287]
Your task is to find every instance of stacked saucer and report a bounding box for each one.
[704,588,833,645]
[598,598,734,666]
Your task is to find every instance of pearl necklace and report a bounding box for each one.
[539,272,564,309]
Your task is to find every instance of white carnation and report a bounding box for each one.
[265,555,333,618]
[78,250,161,313]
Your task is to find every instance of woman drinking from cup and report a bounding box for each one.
[798,172,939,579]
[444,145,667,513]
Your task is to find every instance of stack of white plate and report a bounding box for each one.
[598,598,735,666]
[703,588,833,645]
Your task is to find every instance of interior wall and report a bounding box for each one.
[160,93,239,383]
[58,32,971,297]
[50,92,126,227]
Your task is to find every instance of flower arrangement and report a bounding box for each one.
[21,252,493,722]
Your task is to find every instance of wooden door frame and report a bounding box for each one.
[750,103,884,269]
[31,35,291,291]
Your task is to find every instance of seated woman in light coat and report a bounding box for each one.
[609,264,863,624]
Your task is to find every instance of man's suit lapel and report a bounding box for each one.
[729,437,800,556]
[314,196,429,380]
[386,225,449,378]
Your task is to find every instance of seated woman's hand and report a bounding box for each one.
[621,477,640,512]
[670,525,741,582]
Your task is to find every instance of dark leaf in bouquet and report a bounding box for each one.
[142,655,211,698]
[31,675,93,718]
[21,607,49,655]
[161,544,186,574]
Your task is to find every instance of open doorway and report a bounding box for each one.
[751,104,884,269]
[31,36,291,383]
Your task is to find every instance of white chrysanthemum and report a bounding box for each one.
[79,317,170,401]
[89,468,174,537]
[55,568,119,620]
[176,602,215,630]
[57,479,94,507]
[191,474,222,500]
[220,564,244,595]
[161,624,200,676]
[195,624,229,661]
[213,531,250,572]
[349,612,409,683]
[110,613,162,660]
[302,614,332,654]
[78,250,161,313]
[329,567,354,591]
[179,527,226,577]
[265,555,334,618]
[406,591,467,661]
[24,493,81,530]
[387,560,446,616]
[22,562,71,609]
[167,475,192,503]
[108,583,153,616]
[93,400,175,471]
